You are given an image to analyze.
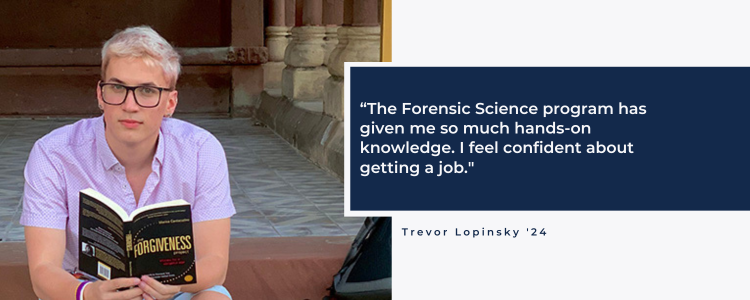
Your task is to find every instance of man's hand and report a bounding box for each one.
[84,277,143,300]
[139,275,181,300]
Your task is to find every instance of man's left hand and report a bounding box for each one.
[139,275,181,300]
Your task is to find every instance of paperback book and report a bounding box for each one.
[78,188,197,285]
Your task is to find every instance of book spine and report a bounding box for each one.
[125,224,133,277]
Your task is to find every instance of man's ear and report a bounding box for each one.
[96,81,104,109]
[166,90,178,114]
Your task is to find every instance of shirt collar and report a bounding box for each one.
[154,123,165,167]
[95,116,165,170]
[95,116,119,170]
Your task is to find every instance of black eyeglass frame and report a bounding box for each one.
[98,81,174,108]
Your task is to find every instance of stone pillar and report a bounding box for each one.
[264,0,290,89]
[323,0,343,66]
[324,0,380,120]
[286,0,295,42]
[282,0,329,101]
[286,0,296,27]
[231,0,265,117]
[352,0,379,27]
[343,0,353,25]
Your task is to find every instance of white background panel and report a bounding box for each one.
[354,1,750,298]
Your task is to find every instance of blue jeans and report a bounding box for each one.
[53,280,232,300]
[172,285,232,299]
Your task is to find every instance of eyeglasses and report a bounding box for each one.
[99,82,173,108]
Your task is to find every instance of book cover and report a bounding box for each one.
[78,188,197,285]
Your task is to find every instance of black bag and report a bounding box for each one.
[326,217,392,300]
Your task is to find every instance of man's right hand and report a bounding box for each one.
[84,278,143,300]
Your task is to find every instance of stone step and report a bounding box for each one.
[0,236,353,299]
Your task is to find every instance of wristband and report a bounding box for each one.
[76,281,91,300]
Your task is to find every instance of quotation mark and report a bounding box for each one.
[360,102,368,108]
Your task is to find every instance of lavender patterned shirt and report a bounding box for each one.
[21,116,236,272]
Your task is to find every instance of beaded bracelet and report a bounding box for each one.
[76,281,91,300]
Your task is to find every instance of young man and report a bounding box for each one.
[22,26,235,300]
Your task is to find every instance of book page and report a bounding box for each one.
[129,199,189,220]
[80,188,129,221]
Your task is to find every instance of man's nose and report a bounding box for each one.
[122,89,140,111]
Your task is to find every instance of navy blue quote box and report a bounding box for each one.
[349,67,750,211]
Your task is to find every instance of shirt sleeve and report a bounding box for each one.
[192,135,236,222]
[21,140,68,229]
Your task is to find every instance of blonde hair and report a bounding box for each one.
[101,26,181,88]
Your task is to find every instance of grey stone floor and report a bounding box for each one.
[0,117,358,242]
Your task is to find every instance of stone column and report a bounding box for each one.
[286,0,295,42]
[324,0,380,120]
[323,0,343,66]
[282,0,329,101]
[352,0,379,27]
[286,0,296,26]
[231,0,265,117]
[264,0,290,89]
